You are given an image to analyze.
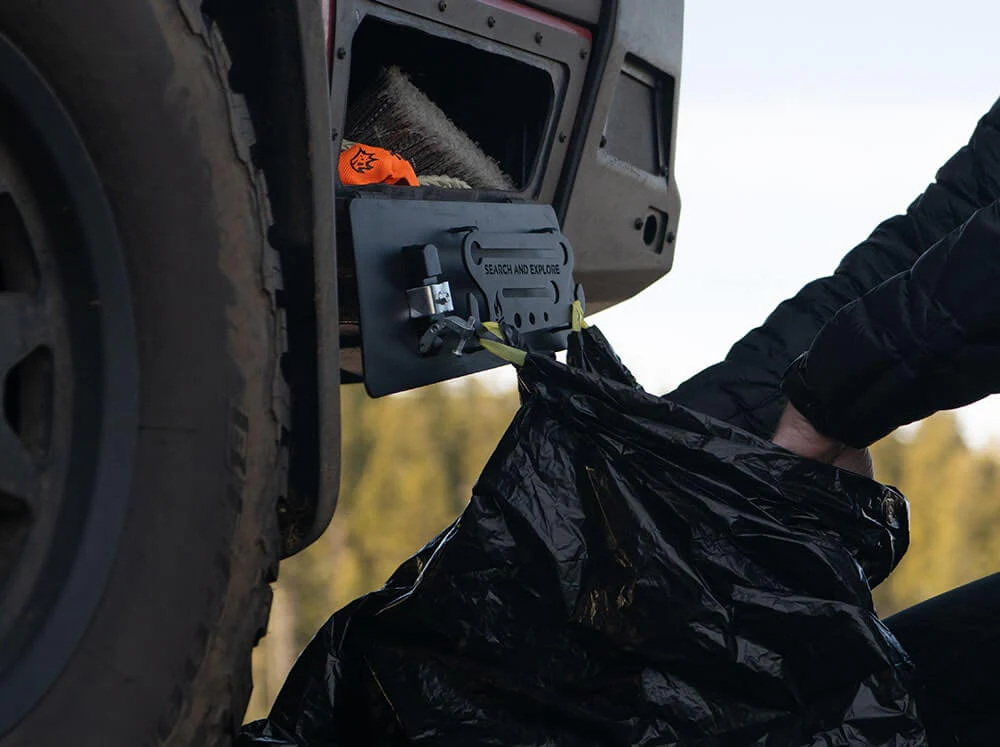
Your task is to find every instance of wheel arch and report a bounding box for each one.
[204,0,339,556]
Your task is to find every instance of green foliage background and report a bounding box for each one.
[246,381,1000,722]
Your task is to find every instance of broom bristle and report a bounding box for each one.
[345,66,515,191]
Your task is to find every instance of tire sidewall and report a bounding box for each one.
[0,2,280,744]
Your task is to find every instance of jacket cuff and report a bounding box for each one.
[780,353,844,444]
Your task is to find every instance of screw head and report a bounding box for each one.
[438,0,447,10]
[558,132,567,143]
[666,231,676,243]
[487,15,496,27]
[580,48,588,59]
[633,218,644,230]
[534,31,544,44]
[335,47,346,60]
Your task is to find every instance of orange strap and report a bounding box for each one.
[338,143,420,187]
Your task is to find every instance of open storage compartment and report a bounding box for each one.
[342,16,557,192]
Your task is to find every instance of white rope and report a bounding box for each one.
[417,174,472,189]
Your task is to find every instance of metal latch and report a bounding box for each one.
[404,243,455,320]
[407,281,453,319]
[403,242,472,357]
[417,310,481,357]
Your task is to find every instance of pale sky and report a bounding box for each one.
[584,0,1000,447]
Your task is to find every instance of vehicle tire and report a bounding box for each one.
[0,2,285,745]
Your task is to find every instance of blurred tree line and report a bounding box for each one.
[246,380,1000,722]
[870,412,1000,615]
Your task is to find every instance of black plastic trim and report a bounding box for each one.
[208,0,339,556]
[552,0,618,223]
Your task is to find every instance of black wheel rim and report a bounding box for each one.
[0,32,138,734]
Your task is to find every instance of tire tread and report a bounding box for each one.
[161,5,289,745]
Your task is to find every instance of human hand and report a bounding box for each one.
[772,402,873,478]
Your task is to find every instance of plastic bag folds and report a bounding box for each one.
[241,327,924,746]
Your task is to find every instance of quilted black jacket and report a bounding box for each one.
[669,97,1000,448]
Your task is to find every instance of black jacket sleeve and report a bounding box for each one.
[667,97,1000,440]
[782,199,1000,448]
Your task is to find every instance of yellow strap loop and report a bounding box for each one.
[482,321,503,338]
[571,300,588,332]
[478,321,527,366]
[479,302,585,366]
[479,338,528,366]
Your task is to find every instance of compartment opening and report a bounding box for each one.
[345,17,554,191]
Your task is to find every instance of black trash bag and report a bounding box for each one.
[241,327,924,746]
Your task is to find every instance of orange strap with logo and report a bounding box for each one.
[338,142,420,187]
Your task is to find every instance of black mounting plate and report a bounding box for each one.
[348,197,579,397]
